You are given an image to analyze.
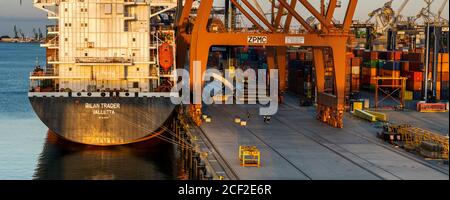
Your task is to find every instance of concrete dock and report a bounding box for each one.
[196,94,449,180]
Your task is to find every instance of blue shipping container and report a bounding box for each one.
[383,61,401,71]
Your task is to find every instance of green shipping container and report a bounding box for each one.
[377,60,386,68]
[240,53,248,60]
[361,84,376,92]
[363,60,378,68]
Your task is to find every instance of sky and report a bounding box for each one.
[0,0,449,36]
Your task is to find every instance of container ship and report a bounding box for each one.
[29,0,178,145]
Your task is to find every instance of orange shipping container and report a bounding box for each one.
[439,53,449,63]
[406,80,422,91]
[382,70,400,78]
[361,67,377,76]
[439,62,449,73]
[401,62,409,72]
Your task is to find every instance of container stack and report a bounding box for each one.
[350,57,362,93]
[436,53,449,100]
[345,53,353,98]
[401,52,425,100]
[361,51,378,91]
[378,51,402,86]
[287,50,314,99]
[346,48,447,102]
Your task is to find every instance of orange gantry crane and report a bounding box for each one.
[176,0,358,128]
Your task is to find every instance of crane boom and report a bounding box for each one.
[382,0,410,31]
[437,0,448,20]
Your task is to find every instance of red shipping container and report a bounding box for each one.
[401,52,423,62]
[400,61,409,72]
[406,71,423,82]
[353,49,364,57]
[363,51,378,60]
[289,52,297,60]
[394,51,402,60]
[351,57,362,66]
[439,72,449,81]
[298,52,306,60]
[361,75,377,85]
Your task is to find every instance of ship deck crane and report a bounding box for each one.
[177,0,358,128]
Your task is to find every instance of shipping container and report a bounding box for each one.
[361,84,376,91]
[407,80,423,91]
[438,62,449,73]
[351,66,360,75]
[406,71,423,82]
[383,61,401,71]
[404,91,413,100]
[378,51,402,60]
[361,67,377,77]
[351,57,362,66]
[400,61,409,73]
[439,53,449,63]
[363,51,378,60]
[409,62,424,71]
[363,60,378,68]
[401,52,423,62]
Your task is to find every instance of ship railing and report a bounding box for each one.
[30,67,58,77]
[124,13,137,20]
[41,36,59,48]
[124,0,149,5]
[34,0,60,5]
[75,57,132,64]
[46,25,59,34]
[150,0,177,6]
[47,12,59,19]
[28,92,179,98]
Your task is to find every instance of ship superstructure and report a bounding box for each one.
[29,0,178,145]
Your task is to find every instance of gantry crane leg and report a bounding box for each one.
[187,0,213,125]
[267,46,287,102]
[276,47,287,93]
[313,38,347,128]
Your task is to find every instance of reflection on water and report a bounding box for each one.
[33,131,179,180]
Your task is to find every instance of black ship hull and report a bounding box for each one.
[29,93,176,145]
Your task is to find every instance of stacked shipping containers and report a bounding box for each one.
[436,53,449,100]
[401,52,424,100]
[378,51,402,86]
[350,57,362,93]
[287,51,314,100]
[361,51,378,91]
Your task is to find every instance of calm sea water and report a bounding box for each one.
[0,43,178,180]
